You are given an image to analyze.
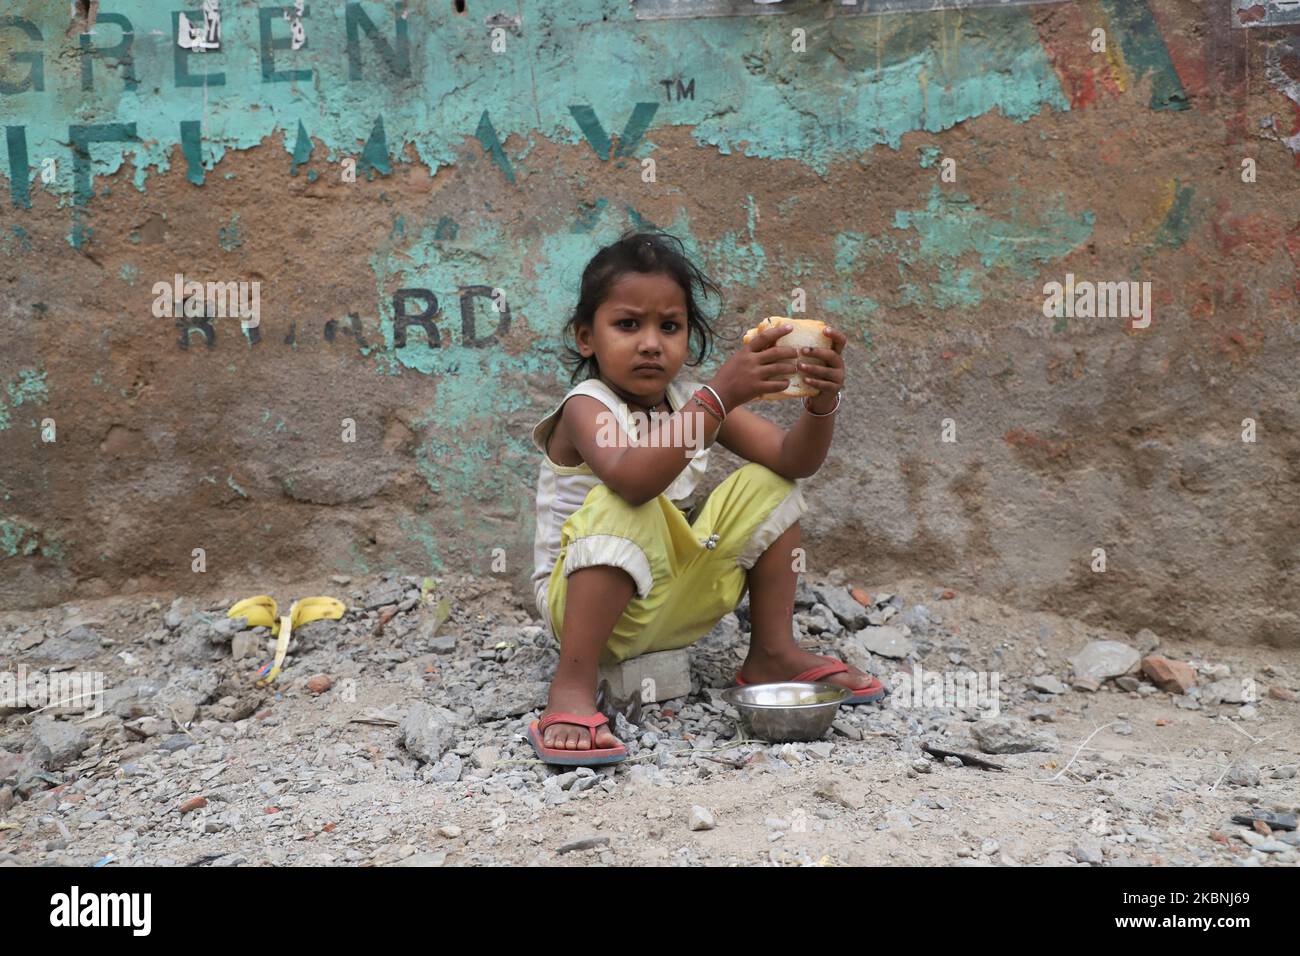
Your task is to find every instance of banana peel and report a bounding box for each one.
[291,596,345,629]
[226,593,346,687]
[228,594,279,632]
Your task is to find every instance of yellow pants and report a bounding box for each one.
[545,463,809,663]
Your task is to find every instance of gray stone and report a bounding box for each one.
[854,625,913,660]
[1029,675,1067,695]
[104,677,166,719]
[165,599,185,630]
[1202,679,1250,705]
[471,745,500,770]
[598,648,690,704]
[557,835,610,854]
[155,686,201,726]
[125,716,173,738]
[428,633,457,654]
[801,605,838,635]
[815,586,869,631]
[1255,840,1291,854]
[173,626,226,663]
[230,631,260,661]
[688,805,715,831]
[1069,641,1140,682]
[1115,675,1141,692]
[364,582,405,610]
[971,717,1059,754]
[1224,760,1259,787]
[27,625,101,664]
[1073,843,1105,864]
[424,753,462,783]
[1132,628,1160,655]
[899,605,931,633]
[159,735,191,753]
[399,702,461,764]
[28,716,89,770]
[393,851,446,867]
[866,606,898,626]
[209,616,242,641]
[813,778,868,810]
[471,681,549,721]
[793,578,819,609]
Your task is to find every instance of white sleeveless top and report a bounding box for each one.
[530,376,712,624]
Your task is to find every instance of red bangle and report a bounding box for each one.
[692,388,723,420]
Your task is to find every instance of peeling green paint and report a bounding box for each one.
[883,185,1093,307]
[699,195,765,289]
[0,367,49,430]
[574,198,609,233]
[1098,0,1190,112]
[823,292,881,322]
[835,232,868,275]
[831,187,1093,312]
[394,516,444,574]
[291,119,314,176]
[218,213,243,251]
[0,2,1070,201]
[1152,180,1196,250]
[0,515,63,561]
[893,186,1093,273]
[4,226,33,255]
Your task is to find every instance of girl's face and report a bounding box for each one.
[578,271,689,404]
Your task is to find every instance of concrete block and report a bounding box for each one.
[598,648,690,703]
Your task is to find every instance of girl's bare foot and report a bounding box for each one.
[540,676,623,751]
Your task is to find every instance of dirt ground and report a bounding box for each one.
[0,571,1296,867]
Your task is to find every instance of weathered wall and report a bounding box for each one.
[0,1,1296,646]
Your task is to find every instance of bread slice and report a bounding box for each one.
[741,316,830,400]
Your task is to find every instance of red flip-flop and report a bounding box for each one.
[527,712,628,766]
[734,656,888,705]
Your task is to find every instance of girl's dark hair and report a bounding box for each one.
[562,229,723,385]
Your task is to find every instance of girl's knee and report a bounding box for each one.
[732,461,798,494]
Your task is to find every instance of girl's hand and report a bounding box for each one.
[798,325,846,415]
[708,321,800,409]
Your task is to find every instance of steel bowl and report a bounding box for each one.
[721,681,850,742]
